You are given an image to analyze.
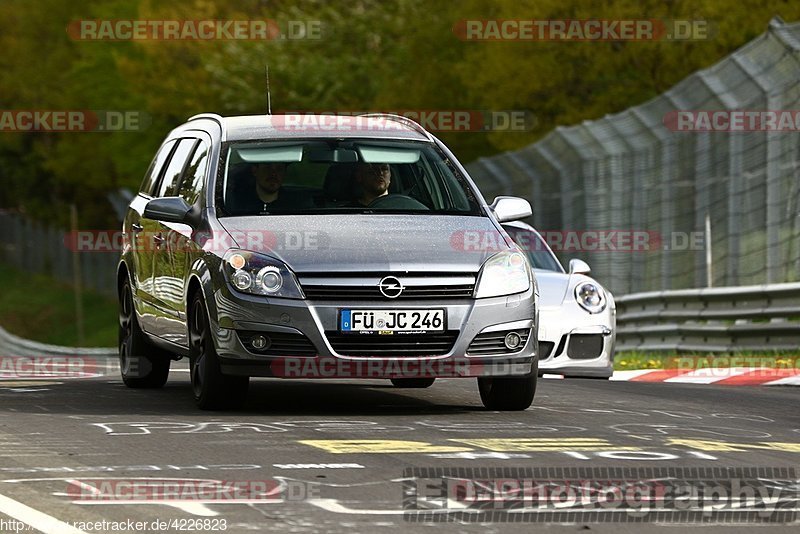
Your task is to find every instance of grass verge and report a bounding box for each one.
[0,262,117,347]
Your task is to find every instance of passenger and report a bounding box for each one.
[232,162,311,213]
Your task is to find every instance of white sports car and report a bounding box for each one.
[503,221,616,378]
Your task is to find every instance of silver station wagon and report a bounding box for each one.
[117,113,539,410]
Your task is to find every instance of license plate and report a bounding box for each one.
[340,309,445,333]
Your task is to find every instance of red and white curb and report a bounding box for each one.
[610,367,800,386]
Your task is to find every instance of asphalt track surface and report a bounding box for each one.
[0,362,798,533]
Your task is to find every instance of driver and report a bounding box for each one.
[352,162,391,206]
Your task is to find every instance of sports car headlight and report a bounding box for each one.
[222,250,304,299]
[475,251,531,298]
[575,282,606,313]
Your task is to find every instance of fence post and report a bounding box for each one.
[630,148,648,293]
[694,133,711,288]
[765,91,782,284]
[70,205,85,346]
[58,224,71,284]
[727,134,743,285]
[705,213,713,287]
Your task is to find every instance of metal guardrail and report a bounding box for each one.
[616,282,800,352]
[0,325,115,358]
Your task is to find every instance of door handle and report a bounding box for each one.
[153,233,165,246]
[131,223,144,234]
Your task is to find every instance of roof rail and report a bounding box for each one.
[357,113,435,142]
[187,113,225,137]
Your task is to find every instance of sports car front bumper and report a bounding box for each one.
[537,303,615,378]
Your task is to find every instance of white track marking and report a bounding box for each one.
[664,367,756,384]
[765,375,800,386]
[0,492,87,534]
[609,369,655,381]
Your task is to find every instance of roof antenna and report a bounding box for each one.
[265,65,272,115]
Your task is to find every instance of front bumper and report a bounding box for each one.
[537,303,615,378]
[209,283,537,378]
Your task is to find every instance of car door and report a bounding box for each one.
[148,138,198,341]
[161,135,211,346]
[127,139,176,334]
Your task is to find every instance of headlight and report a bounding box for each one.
[474,251,531,298]
[575,282,606,313]
[222,250,304,299]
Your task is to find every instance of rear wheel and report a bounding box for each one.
[188,292,249,410]
[118,280,170,389]
[390,378,435,388]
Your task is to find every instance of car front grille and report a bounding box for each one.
[237,330,317,356]
[303,285,474,300]
[567,334,604,359]
[298,272,476,300]
[466,328,531,356]
[324,331,458,357]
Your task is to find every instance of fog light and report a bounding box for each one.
[251,335,271,350]
[504,331,522,350]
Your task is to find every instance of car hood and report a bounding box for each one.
[534,270,572,308]
[218,214,511,273]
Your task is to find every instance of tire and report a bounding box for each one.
[118,280,171,389]
[188,292,249,410]
[390,378,435,388]
[477,349,538,411]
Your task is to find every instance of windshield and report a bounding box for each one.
[217,139,483,216]
[504,226,564,273]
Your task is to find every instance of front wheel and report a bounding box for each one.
[477,352,538,411]
[118,280,170,389]
[477,374,537,410]
[188,293,249,410]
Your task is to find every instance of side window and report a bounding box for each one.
[157,139,198,198]
[178,140,209,205]
[139,140,176,196]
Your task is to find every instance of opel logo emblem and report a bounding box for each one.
[378,276,404,298]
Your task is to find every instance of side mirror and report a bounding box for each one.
[490,196,532,223]
[569,259,591,275]
[143,197,192,224]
